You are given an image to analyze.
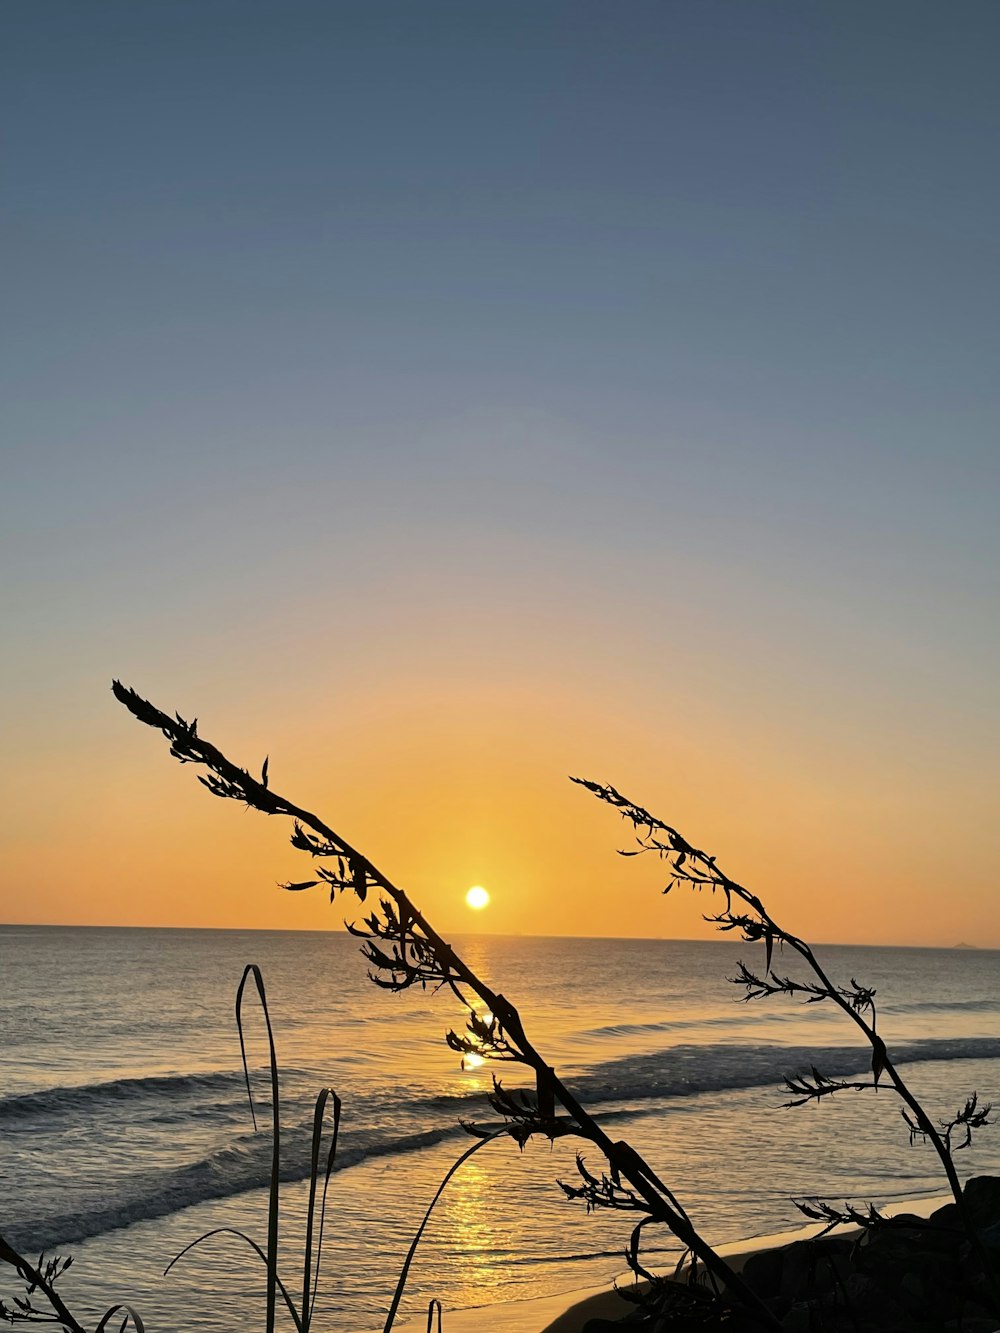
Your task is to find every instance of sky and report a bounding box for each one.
[2,2,998,946]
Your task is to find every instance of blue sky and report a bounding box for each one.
[2,3,998,940]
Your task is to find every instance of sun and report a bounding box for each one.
[465,885,490,911]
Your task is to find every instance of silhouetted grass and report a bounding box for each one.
[164,964,341,1333]
[164,963,495,1332]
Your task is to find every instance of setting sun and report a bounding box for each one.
[465,885,490,911]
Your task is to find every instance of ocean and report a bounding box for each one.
[2,927,999,1330]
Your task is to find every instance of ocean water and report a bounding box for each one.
[2,927,999,1330]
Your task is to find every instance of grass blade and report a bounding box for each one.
[383,1132,502,1333]
[302,1086,342,1329]
[94,1304,145,1333]
[235,965,281,1333]
[165,1227,301,1328]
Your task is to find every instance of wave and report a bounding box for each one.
[0,1069,302,1124]
[577,1012,771,1041]
[571,996,1000,1045]
[885,997,1000,1015]
[12,1029,995,1131]
[10,1119,469,1253]
[573,1036,1000,1106]
[9,1035,1000,1251]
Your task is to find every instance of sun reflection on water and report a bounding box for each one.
[433,1156,506,1306]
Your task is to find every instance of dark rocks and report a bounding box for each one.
[965,1176,1000,1231]
[929,1201,962,1231]
[741,1245,784,1298]
[596,1177,1000,1329]
[582,1321,638,1332]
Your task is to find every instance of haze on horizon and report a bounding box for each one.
[2,2,998,948]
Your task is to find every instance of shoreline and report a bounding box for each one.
[390,1192,953,1333]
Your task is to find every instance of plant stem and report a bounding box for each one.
[112,683,781,1330]
[673,853,997,1310]
[0,1235,86,1333]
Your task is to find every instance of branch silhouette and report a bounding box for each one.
[111,680,779,1329]
[573,776,997,1299]
[0,1234,144,1332]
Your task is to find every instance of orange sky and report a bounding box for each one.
[3,656,996,948]
[3,7,999,949]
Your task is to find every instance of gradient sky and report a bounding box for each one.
[2,2,998,945]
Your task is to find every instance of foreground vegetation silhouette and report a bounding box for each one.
[2,683,996,1331]
[170,964,495,1333]
[105,683,774,1329]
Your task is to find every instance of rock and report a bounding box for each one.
[582,1318,642,1332]
[965,1176,1000,1230]
[599,1187,1000,1331]
[776,1241,815,1303]
[775,1237,852,1304]
[890,1211,927,1230]
[741,1245,784,1297]
[841,1270,899,1324]
[930,1201,963,1231]
[778,1302,812,1332]
[897,1269,926,1314]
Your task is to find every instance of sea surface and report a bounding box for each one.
[2,927,999,1331]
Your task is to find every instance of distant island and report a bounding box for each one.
[953,941,979,949]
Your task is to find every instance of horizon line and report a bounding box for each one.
[0,921,994,952]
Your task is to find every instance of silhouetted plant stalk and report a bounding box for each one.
[170,963,481,1333]
[164,964,343,1333]
[573,777,996,1302]
[0,1235,143,1332]
[111,681,779,1330]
